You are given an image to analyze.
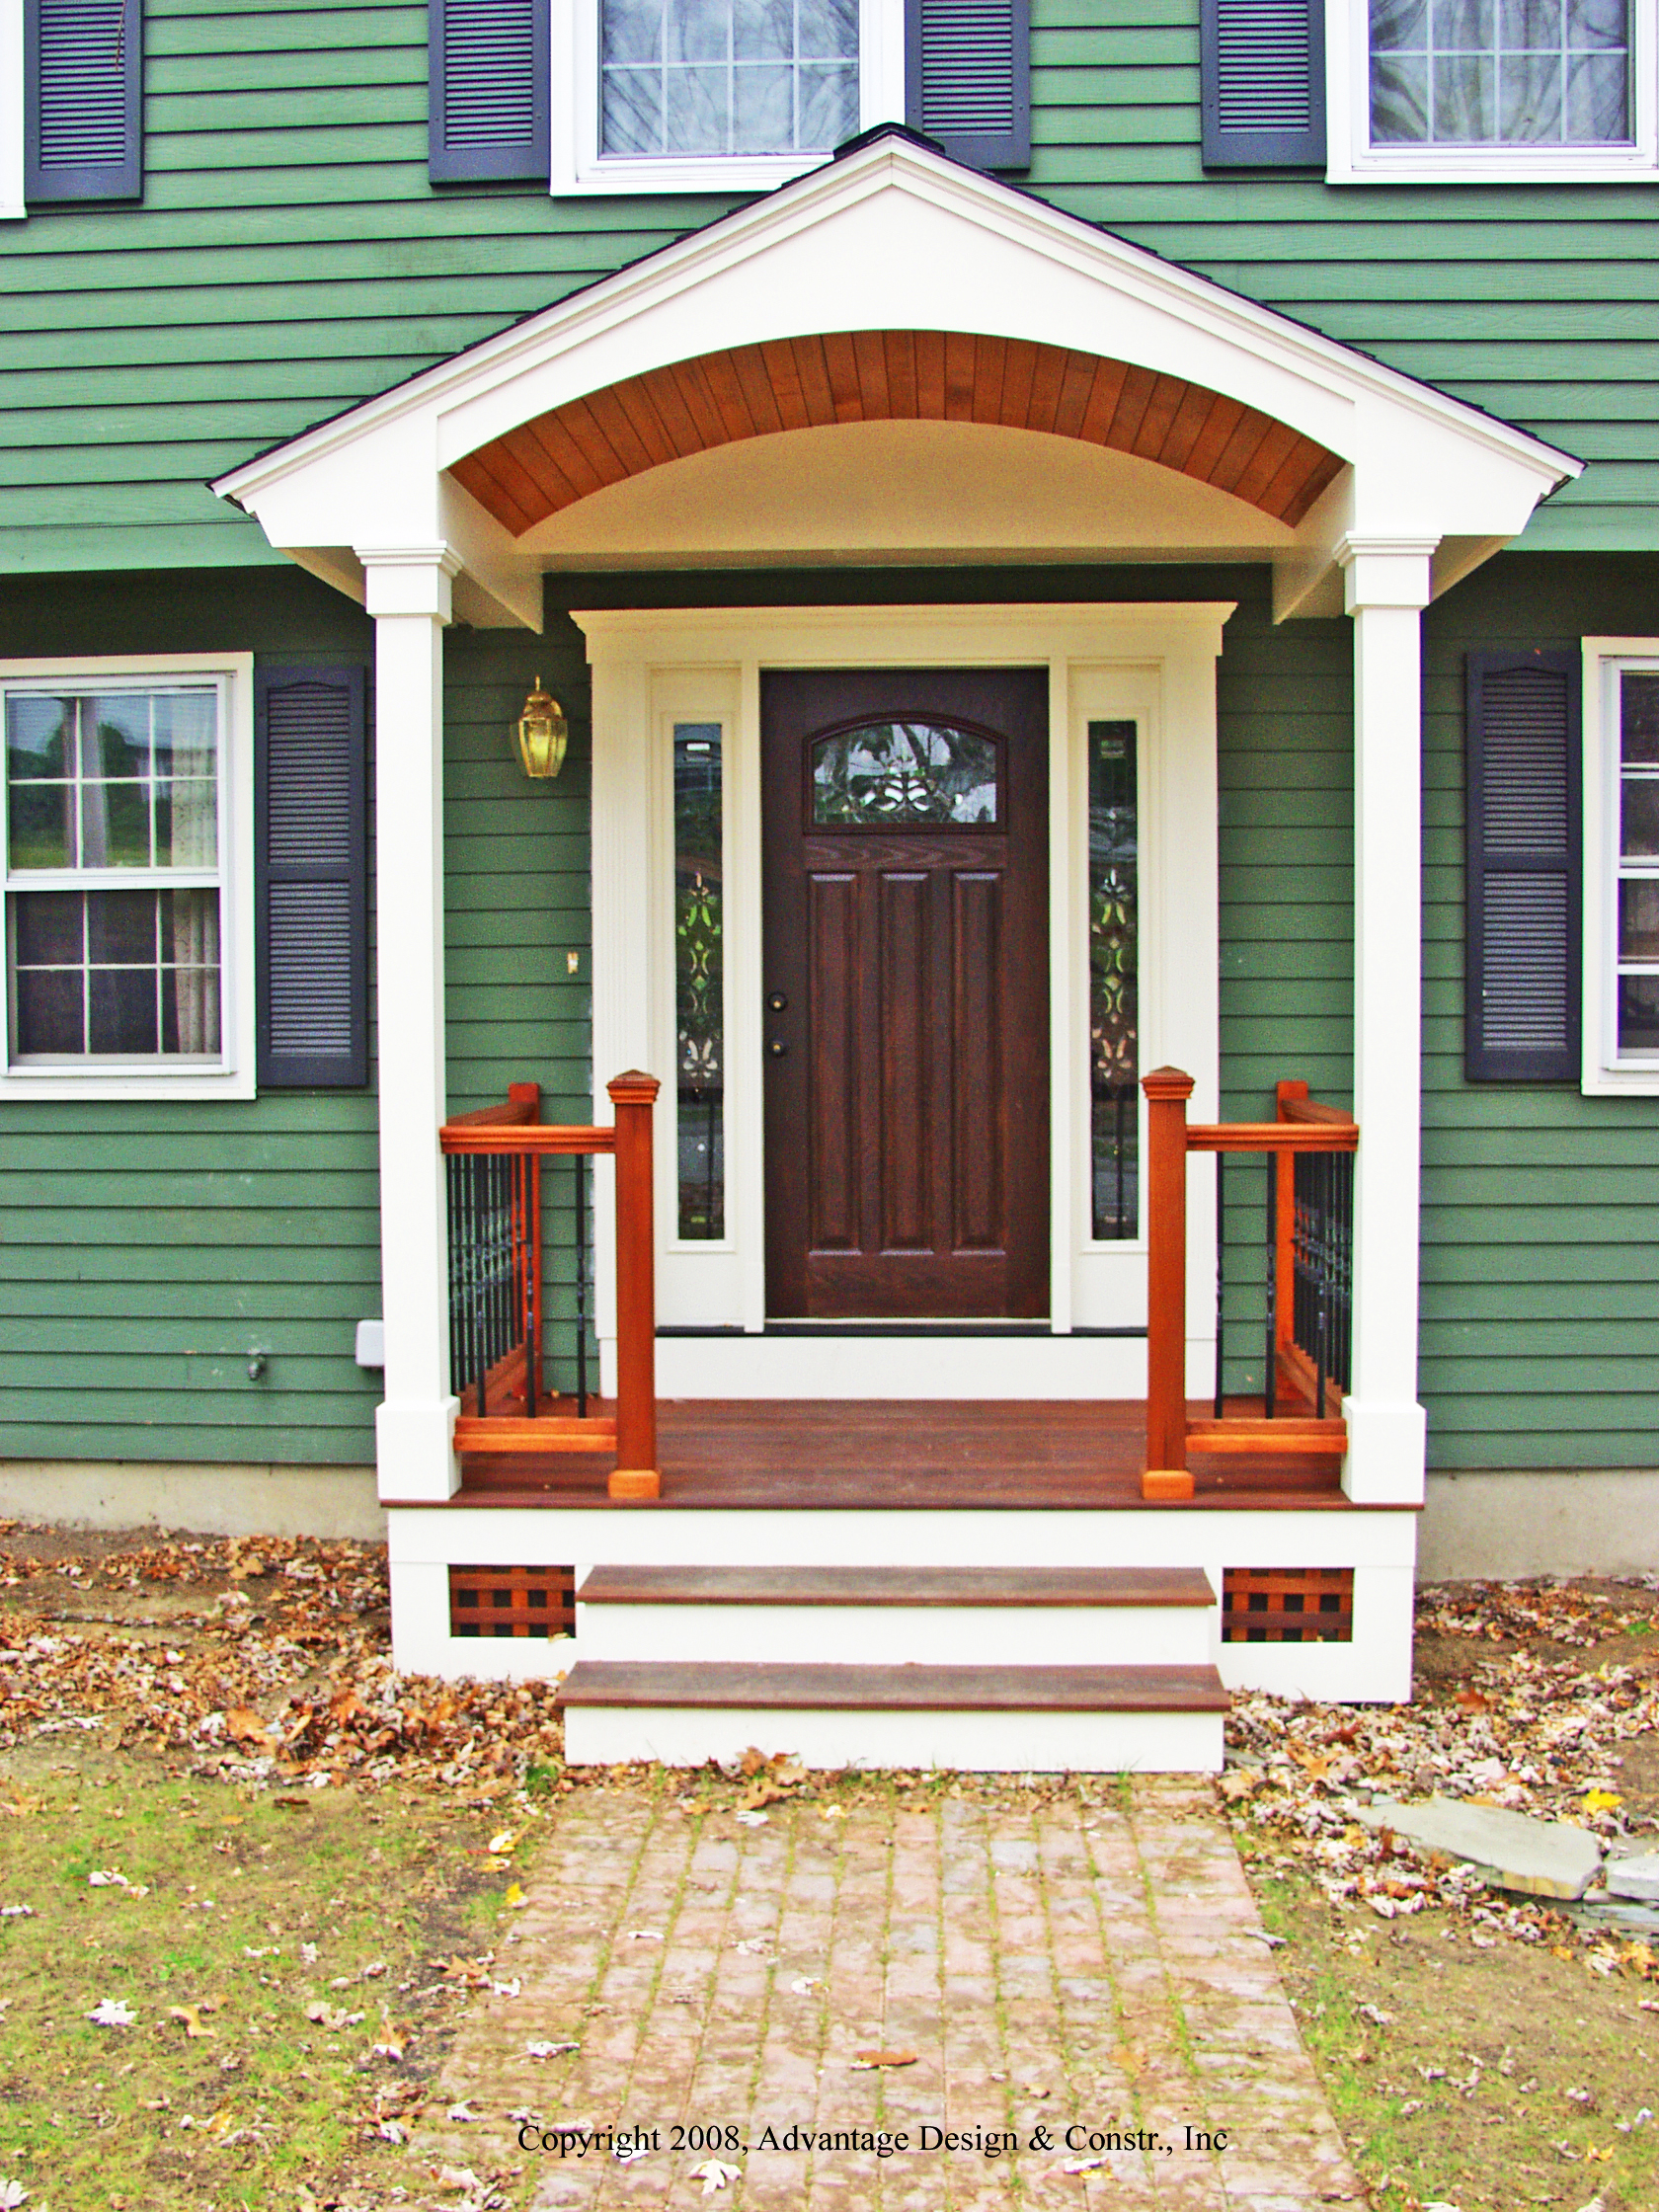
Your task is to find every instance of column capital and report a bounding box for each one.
[356,542,464,622]
[1335,535,1437,614]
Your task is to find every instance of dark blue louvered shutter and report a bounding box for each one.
[906,0,1029,171]
[1465,651,1583,1083]
[25,0,142,202]
[256,667,369,1089]
[1201,0,1324,167]
[430,0,549,183]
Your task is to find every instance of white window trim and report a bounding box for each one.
[0,0,23,219]
[0,652,256,1102]
[1327,0,1659,183]
[1582,637,1659,1095]
[552,0,906,196]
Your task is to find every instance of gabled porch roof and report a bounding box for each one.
[212,128,1579,625]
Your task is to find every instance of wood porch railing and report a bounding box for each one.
[1142,1067,1358,1501]
[438,1071,662,1501]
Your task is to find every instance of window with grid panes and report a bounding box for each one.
[4,684,226,1067]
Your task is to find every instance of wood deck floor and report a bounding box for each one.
[445,1397,1356,1511]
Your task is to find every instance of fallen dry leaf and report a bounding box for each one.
[851,2048,918,2070]
[168,2005,214,2039]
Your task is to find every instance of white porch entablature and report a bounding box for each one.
[213,131,1577,626]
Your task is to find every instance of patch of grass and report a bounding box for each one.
[0,1748,515,2211]
[1250,1853,1659,2210]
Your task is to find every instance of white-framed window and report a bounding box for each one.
[554,0,905,194]
[0,0,22,217]
[1327,0,1659,181]
[1583,639,1659,1094]
[0,654,255,1100]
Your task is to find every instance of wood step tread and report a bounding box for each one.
[577,1565,1216,1609]
[557,1661,1230,1713]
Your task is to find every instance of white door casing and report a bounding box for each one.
[578,602,1231,1399]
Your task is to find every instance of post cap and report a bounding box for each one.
[606,1070,662,1105]
[1141,1067,1196,1101]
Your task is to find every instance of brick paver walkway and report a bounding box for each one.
[431,1778,1366,2209]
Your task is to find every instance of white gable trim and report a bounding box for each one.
[212,132,1579,628]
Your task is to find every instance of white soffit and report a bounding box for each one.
[212,132,1580,626]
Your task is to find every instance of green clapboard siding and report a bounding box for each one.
[1418,551,1659,1470]
[0,568,380,1462]
[1211,553,1659,1471]
[7,555,1659,1476]
[0,0,1655,568]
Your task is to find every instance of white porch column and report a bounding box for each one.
[1339,537,1436,1506]
[362,545,462,1504]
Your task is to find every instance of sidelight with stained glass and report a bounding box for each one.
[1618,671,1659,1053]
[1088,721,1139,1238]
[674,722,725,1236]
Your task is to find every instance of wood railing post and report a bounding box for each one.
[606,1070,661,1501]
[1142,1066,1195,1500]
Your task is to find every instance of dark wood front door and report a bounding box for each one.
[762,667,1049,1319]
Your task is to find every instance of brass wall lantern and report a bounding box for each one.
[514,674,568,780]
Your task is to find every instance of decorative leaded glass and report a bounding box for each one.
[1370,0,1632,146]
[810,721,999,828]
[1088,721,1139,1238]
[674,723,724,1236]
[1617,672,1659,1054]
[600,0,859,158]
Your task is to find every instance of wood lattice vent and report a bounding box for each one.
[1222,1567,1354,1644]
[448,1563,576,1640]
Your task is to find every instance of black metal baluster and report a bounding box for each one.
[495,1153,510,1382]
[1264,1151,1278,1420]
[521,1155,537,1421]
[575,1149,589,1418]
[1214,1149,1225,1420]
[475,1154,490,1420]
[1314,1149,1330,1418]
[445,1155,460,1389]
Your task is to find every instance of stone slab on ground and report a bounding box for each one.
[423,1778,1367,2208]
[1606,1852,1659,1903]
[1356,1794,1603,1899]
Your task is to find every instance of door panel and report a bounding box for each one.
[763,667,1049,1319]
[806,870,859,1251]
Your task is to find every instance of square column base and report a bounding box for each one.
[375,1396,461,1502]
[1341,1396,1426,1505]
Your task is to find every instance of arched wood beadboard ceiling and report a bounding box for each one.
[449,330,1346,538]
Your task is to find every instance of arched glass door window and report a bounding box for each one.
[809,720,1000,828]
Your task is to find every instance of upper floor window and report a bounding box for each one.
[432,0,1029,193]
[1371,0,1630,147]
[600,0,860,160]
[1329,0,1657,176]
[558,0,901,190]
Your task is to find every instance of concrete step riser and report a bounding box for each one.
[575,1602,1217,1669]
[563,1703,1224,1773]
